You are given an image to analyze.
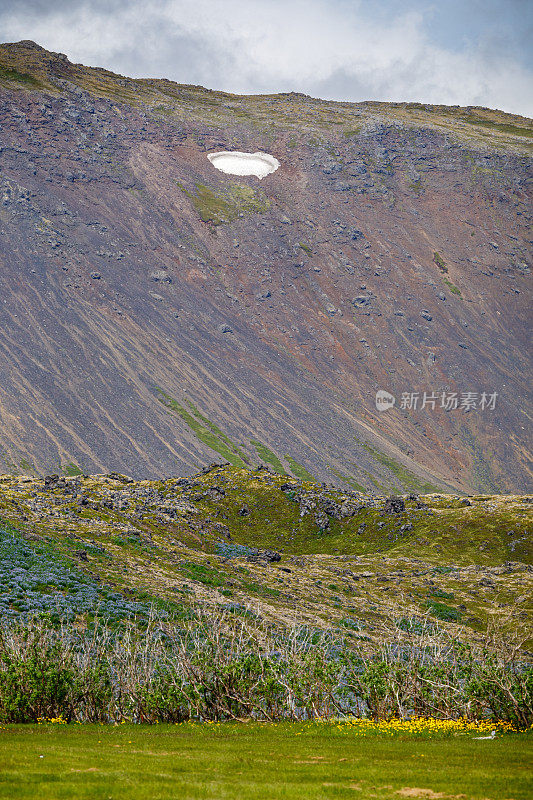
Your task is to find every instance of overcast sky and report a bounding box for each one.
[1,0,532,116]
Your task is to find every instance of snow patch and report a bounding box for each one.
[207,151,280,179]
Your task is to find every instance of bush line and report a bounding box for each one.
[0,611,531,727]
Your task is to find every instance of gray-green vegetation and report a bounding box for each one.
[0,613,531,728]
[179,182,270,225]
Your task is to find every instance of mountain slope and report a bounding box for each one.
[0,40,531,491]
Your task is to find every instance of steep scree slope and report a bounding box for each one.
[0,40,531,492]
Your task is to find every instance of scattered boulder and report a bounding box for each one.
[246,548,281,563]
[314,510,329,530]
[150,270,172,283]
[352,295,372,308]
[322,163,342,175]
[384,496,405,514]
[106,472,134,484]
[201,463,226,475]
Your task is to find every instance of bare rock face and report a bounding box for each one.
[0,40,531,493]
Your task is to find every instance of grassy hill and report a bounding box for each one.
[1,466,531,644]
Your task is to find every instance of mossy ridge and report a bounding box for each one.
[390,503,533,566]
[180,182,270,225]
[0,471,531,642]
[150,466,532,566]
[1,466,533,563]
[1,42,531,155]
[0,64,44,89]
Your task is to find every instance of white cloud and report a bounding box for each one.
[2,0,532,116]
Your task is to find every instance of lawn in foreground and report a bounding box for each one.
[0,722,531,800]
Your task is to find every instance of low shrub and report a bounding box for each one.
[0,627,75,722]
[0,612,530,727]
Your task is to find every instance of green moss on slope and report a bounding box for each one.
[285,456,316,482]
[362,443,441,494]
[180,183,270,225]
[157,391,248,467]
[250,442,286,474]
[0,65,44,89]
[433,252,448,273]
[329,467,367,493]
[443,277,462,296]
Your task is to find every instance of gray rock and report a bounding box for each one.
[150,270,172,283]
[246,548,281,564]
[352,295,372,308]
[384,496,405,514]
[314,511,330,530]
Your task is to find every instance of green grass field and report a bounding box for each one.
[0,723,531,800]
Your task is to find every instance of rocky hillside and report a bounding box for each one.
[0,466,531,644]
[0,40,531,492]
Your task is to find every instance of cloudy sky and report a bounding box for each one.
[1,0,532,116]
